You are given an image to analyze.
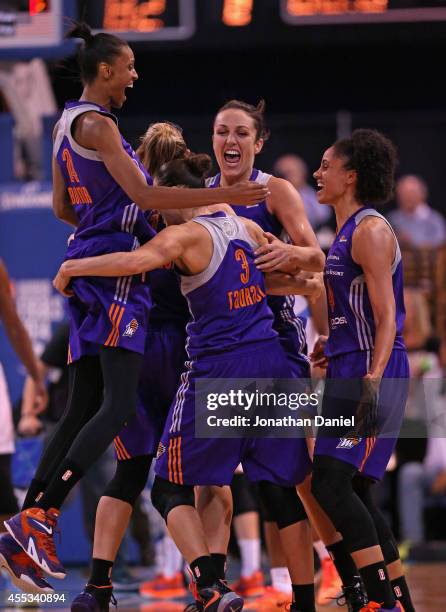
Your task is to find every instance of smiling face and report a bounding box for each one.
[213,108,264,183]
[99,45,138,109]
[313,146,357,207]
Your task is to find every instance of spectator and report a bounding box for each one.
[388,175,446,248]
[397,288,446,550]
[273,154,333,231]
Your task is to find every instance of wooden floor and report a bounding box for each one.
[317,564,445,612]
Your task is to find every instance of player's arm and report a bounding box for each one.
[265,271,323,298]
[0,261,47,410]
[254,177,325,272]
[352,218,396,379]
[53,224,196,296]
[52,122,79,227]
[78,114,269,210]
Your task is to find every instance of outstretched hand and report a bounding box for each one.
[225,181,270,205]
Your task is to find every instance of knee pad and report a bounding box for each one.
[103,455,153,506]
[151,476,195,522]
[312,455,378,552]
[353,474,399,564]
[231,473,259,517]
[257,481,307,529]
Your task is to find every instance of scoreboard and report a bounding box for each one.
[0,0,62,48]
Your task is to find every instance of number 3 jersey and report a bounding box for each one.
[179,211,277,360]
[324,207,406,358]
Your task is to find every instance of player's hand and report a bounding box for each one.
[33,377,48,415]
[307,272,324,304]
[431,470,446,495]
[255,232,293,272]
[17,413,42,437]
[354,374,380,438]
[53,262,74,297]
[310,336,329,369]
[223,181,270,205]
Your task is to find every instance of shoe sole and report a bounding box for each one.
[71,603,98,612]
[217,593,244,612]
[4,523,66,580]
[0,552,54,594]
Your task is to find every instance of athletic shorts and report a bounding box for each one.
[315,349,409,481]
[249,334,312,487]
[155,340,308,486]
[66,233,152,362]
[114,323,187,461]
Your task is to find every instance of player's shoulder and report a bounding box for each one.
[239,217,266,247]
[267,175,305,208]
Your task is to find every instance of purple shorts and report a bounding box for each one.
[249,334,311,487]
[155,340,309,487]
[114,323,187,461]
[315,349,409,481]
[66,233,151,363]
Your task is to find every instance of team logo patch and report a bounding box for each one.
[156,442,166,459]
[123,319,139,338]
[339,235,347,243]
[336,433,362,449]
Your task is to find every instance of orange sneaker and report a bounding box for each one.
[231,570,265,597]
[139,572,187,599]
[316,557,342,606]
[243,586,291,610]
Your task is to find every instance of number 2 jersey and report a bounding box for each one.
[53,100,155,361]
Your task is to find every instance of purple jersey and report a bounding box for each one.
[179,212,277,359]
[54,100,155,360]
[324,208,406,359]
[206,170,306,354]
[54,100,154,244]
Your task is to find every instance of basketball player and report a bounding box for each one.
[207,99,326,612]
[3,23,269,583]
[53,154,321,612]
[310,129,415,612]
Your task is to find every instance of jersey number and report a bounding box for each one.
[235,249,250,284]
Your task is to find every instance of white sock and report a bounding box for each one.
[239,538,261,577]
[270,567,292,594]
[313,540,330,561]
[163,534,183,579]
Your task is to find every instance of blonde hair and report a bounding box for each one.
[136,122,187,178]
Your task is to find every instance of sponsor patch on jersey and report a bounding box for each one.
[156,442,166,459]
[336,434,362,449]
[123,318,139,338]
[330,316,348,327]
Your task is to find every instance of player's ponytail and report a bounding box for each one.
[137,122,188,178]
[66,20,128,85]
[186,154,213,179]
[157,155,212,189]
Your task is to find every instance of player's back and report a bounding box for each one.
[179,211,277,359]
[54,100,153,243]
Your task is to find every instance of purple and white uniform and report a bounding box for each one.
[155,212,310,486]
[207,172,312,485]
[115,260,190,461]
[315,208,409,480]
[54,101,155,362]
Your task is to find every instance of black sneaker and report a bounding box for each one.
[196,580,243,612]
[71,584,116,612]
[337,577,367,612]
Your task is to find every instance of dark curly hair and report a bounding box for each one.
[215,99,270,142]
[333,129,397,205]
